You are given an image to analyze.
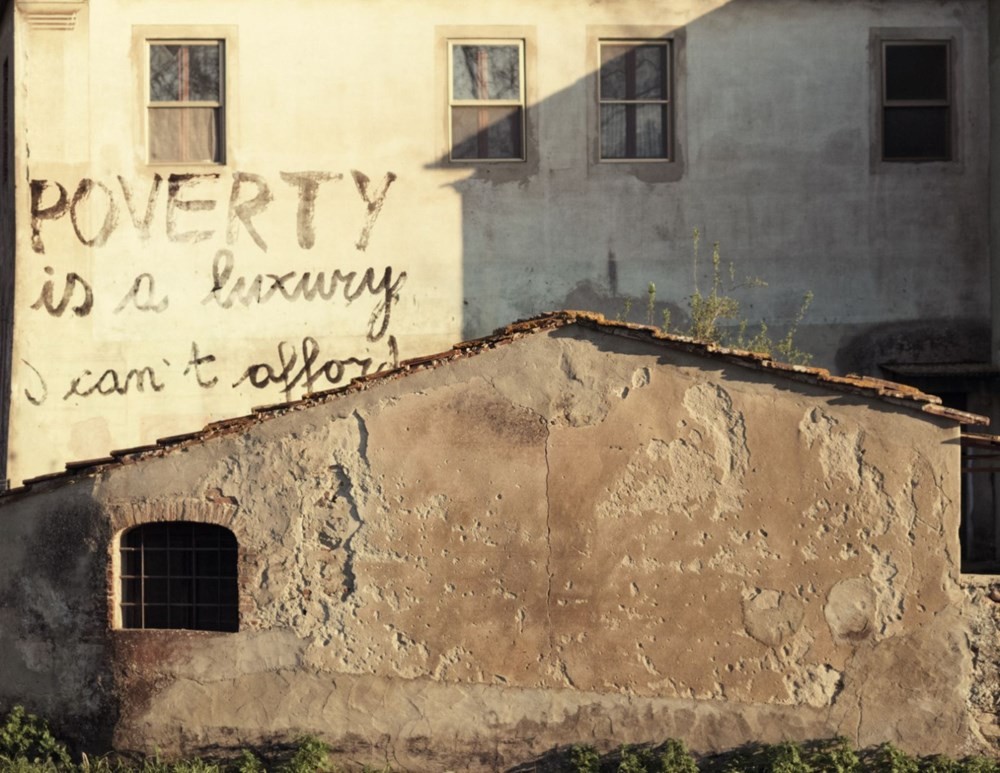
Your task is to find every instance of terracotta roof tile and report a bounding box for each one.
[3,310,986,498]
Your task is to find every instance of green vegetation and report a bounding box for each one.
[0,706,72,770]
[621,228,814,365]
[0,707,996,773]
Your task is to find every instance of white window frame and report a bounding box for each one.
[447,39,526,163]
[597,39,672,163]
[146,39,225,165]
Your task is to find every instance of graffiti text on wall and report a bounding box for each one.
[29,171,396,254]
[24,170,407,405]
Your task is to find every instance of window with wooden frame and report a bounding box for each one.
[449,40,525,161]
[881,41,951,162]
[120,521,238,632]
[147,40,224,164]
[599,40,671,161]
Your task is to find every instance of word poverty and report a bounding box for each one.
[29,170,397,254]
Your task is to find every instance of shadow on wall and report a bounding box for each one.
[427,18,687,340]
[427,0,989,373]
[0,479,121,750]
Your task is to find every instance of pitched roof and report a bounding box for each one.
[3,310,986,499]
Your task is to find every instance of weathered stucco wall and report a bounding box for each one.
[4,0,992,486]
[0,327,985,769]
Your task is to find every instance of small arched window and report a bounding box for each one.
[120,521,238,632]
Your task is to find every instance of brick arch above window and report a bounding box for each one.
[119,521,238,632]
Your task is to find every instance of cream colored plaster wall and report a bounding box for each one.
[4,0,992,487]
[0,0,15,485]
[0,329,980,768]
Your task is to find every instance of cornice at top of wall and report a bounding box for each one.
[15,0,85,30]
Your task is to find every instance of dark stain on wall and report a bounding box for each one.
[835,318,990,377]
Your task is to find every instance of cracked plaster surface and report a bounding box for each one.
[0,329,985,766]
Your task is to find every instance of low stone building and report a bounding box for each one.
[0,311,995,769]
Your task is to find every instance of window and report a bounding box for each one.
[448,40,525,161]
[881,41,950,161]
[599,40,671,161]
[147,40,224,164]
[120,521,238,632]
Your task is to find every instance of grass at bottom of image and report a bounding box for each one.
[0,705,996,773]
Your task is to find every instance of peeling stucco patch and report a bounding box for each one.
[784,663,843,708]
[825,578,877,640]
[963,579,1000,752]
[742,589,804,647]
[598,382,750,523]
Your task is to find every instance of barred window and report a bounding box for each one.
[120,522,238,632]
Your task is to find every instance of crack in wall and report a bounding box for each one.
[856,691,864,749]
[335,464,362,601]
[337,411,370,602]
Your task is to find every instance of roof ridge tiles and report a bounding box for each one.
[1,310,987,497]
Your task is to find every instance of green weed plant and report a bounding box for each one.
[623,228,813,365]
[1,706,997,773]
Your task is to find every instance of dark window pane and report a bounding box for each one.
[634,46,666,100]
[121,578,142,604]
[145,549,168,577]
[150,44,219,103]
[219,550,238,578]
[452,106,522,160]
[601,104,668,160]
[219,608,239,633]
[169,605,192,629]
[220,580,238,605]
[601,104,627,158]
[122,605,142,628]
[600,44,666,101]
[883,106,949,160]
[145,605,169,629]
[193,524,220,549]
[885,44,948,101]
[197,579,220,604]
[196,551,220,577]
[635,104,668,158]
[150,45,181,102]
[121,550,142,576]
[453,45,519,100]
[170,578,193,604]
[145,578,168,604]
[187,45,220,101]
[169,522,193,549]
[600,45,629,100]
[195,606,220,631]
[219,530,237,550]
[122,529,143,549]
[169,550,193,576]
[143,522,170,548]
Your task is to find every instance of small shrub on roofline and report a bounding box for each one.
[618,228,814,365]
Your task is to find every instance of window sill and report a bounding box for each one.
[587,158,683,183]
[869,158,965,176]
